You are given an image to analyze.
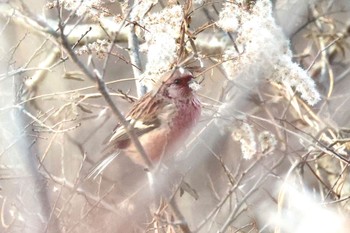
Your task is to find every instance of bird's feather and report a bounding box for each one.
[87,68,201,179]
[106,92,168,144]
[86,151,121,179]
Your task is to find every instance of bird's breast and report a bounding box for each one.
[168,97,201,138]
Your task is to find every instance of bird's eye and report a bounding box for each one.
[173,79,181,85]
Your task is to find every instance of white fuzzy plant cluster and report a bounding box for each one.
[53,0,184,88]
[75,39,110,58]
[217,0,321,106]
[47,0,106,19]
[232,122,257,159]
[129,1,184,89]
[217,0,320,160]
[232,121,277,159]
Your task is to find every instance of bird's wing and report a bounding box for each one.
[85,151,121,179]
[88,94,167,179]
[107,92,166,144]
[107,117,160,143]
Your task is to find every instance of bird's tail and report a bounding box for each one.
[85,151,121,180]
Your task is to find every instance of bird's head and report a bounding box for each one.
[160,67,199,99]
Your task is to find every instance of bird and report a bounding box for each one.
[87,67,201,178]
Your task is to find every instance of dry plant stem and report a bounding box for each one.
[243,111,350,165]
[44,183,64,233]
[307,20,339,99]
[0,5,231,65]
[127,22,146,97]
[324,162,348,200]
[198,134,235,184]
[197,153,285,233]
[325,195,350,205]
[233,222,256,232]
[38,126,61,169]
[36,149,121,220]
[0,5,127,44]
[274,161,300,233]
[301,155,337,197]
[306,36,342,72]
[1,197,14,228]
[14,126,60,232]
[282,119,350,164]
[41,172,122,215]
[164,174,196,233]
[16,78,136,106]
[168,199,192,233]
[66,184,116,233]
[21,107,79,133]
[93,72,152,168]
[55,3,152,169]
[194,159,261,233]
[218,169,270,233]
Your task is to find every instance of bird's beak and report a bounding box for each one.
[188,78,201,91]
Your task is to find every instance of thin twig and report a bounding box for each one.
[55,2,153,169]
[127,21,146,97]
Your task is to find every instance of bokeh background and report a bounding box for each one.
[1,0,350,232]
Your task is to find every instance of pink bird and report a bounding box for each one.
[88,67,201,178]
